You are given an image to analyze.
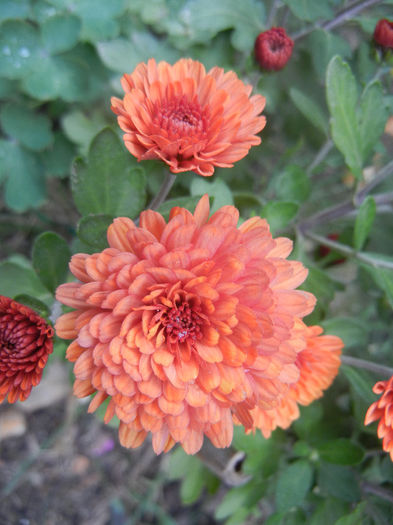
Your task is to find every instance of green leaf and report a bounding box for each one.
[363,265,393,308]
[283,0,333,21]
[41,132,75,178]
[61,110,106,155]
[334,503,367,525]
[275,460,313,512]
[340,365,377,406]
[77,214,112,251]
[318,463,361,502]
[358,80,387,163]
[0,103,53,151]
[74,0,125,42]
[353,196,376,251]
[317,439,364,466]
[321,317,367,349]
[261,201,299,235]
[310,498,349,525]
[180,460,206,504]
[97,33,179,74]
[41,14,81,54]
[275,165,311,203]
[289,88,328,136]
[309,30,351,79]
[32,232,71,294]
[215,485,252,520]
[190,177,233,213]
[2,141,46,211]
[0,0,30,22]
[13,294,50,319]
[179,0,265,51]
[0,260,49,299]
[71,128,146,217]
[0,20,41,79]
[326,56,363,179]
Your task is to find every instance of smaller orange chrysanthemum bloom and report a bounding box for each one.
[111,58,266,176]
[0,295,54,403]
[56,196,342,455]
[365,377,393,460]
[243,325,343,437]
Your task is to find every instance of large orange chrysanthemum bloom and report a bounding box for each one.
[0,295,54,403]
[55,196,342,454]
[111,58,266,176]
[365,377,393,460]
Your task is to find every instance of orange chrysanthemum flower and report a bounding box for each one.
[365,377,393,460]
[0,295,54,403]
[243,325,343,437]
[111,58,266,176]
[55,196,341,454]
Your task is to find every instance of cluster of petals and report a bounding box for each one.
[254,27,294,71]
[365,377,393,460]
[111,58,266,177]
[373,19,393,49]
[0,295,54,404]
[55,196,342,454]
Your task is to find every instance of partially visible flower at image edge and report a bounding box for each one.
[254,27,294,71]
[373,19,393,49]
[365,377,393,460]
[55,196,343,454]
[0,295,54,403]
[111,58,266,177]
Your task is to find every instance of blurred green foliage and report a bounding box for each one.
[1,0,393,523]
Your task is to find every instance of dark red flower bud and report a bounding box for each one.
[0,295,54,403]
[374,19,393,49]
[254,27,294,71]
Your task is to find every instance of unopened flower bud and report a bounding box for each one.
[374,19,393,49]
[254,27,294,71]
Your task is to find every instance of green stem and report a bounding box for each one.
[303,230,393,270]
[342,355,393,378]
[306,139,334,176]
[362,481,393,504]
[292,0,383,41]
[147,172,177,211]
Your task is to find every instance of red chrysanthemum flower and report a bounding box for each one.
[55,196,341,454]
[111,58,266,177]
[254,27,294,71]
[365,377,393,460]
[374,19,393,49]
[0,295,54,403]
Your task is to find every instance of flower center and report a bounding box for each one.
[162,302,204,344]
[269,38,284,52]
[157,96,208,138]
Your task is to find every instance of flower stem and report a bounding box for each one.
[306,139,334,176]
[302,230,393,270]
[362,481,393,504]
[147,172,177,211]
[266,0,280,28]
[342,355,393,378]
[292,0,383,41]
[354,158,393,206]
[298,159,393,233]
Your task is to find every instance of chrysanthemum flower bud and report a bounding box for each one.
[373,19,393,49]
[254,27,294,71]
[0,296,54,403]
